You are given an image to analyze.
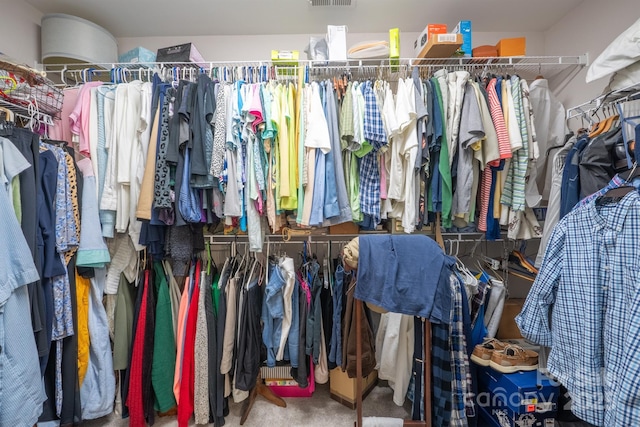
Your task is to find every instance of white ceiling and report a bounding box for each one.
[24,0,584,38]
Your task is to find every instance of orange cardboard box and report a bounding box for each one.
[496,37,526,57]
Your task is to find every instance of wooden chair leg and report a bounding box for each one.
[240,373,287,425]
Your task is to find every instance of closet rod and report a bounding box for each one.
[43,54,588,85]
[567,81,640,121]
[206,238,356,247]
[206,232,496,244]
[41,55,586,70]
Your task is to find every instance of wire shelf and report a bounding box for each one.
[41,55,587,86]
[567,81,640,123]
[0,57,63,121]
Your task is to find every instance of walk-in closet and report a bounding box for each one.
[1,1,639,426]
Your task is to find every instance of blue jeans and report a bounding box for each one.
[305,261,323,364]
[285,277,300,368]
[262,261,286,367]
[560,136,589,219]
[328,265,345,366]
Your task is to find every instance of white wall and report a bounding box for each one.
[544,0,639,120]
[0,0,42,66]
[117,31,545,62]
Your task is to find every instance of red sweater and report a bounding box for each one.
[178,261,201,427]
[127,270,150,427]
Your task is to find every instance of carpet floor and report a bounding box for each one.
[83,382,411,426]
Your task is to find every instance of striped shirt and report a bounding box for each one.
[486,78,512,161]
[479,79,511,231]
[501,76,529,211]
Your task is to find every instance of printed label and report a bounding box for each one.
[437,34,458,43]
[515,414,536,427]
[536,402,555,412]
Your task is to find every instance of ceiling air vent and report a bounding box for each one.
[309,0,355,7]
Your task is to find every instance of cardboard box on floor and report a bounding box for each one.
[496,299,525,340]
[329,368,378,409]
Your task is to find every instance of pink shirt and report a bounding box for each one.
[69,81,103,157]
[49,87,80,143]
[173,276,190,403]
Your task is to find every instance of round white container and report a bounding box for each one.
[41,13,118,65]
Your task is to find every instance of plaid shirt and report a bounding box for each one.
[517,191,640,426]
[358,81,388,225]
[358,152,381,224]
[362,81,387,150]
[450,273,472,427]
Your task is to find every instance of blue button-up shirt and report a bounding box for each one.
[517,191,640,426]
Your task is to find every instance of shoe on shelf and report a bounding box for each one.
[470,338,507,366]
[489,344,538,373]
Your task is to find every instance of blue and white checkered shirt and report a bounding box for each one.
[516,190,640,426]
[362,81,387,150]
[358,81,389,225]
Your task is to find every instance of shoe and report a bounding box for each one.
[489,344,538,373]
[470,338,507,366]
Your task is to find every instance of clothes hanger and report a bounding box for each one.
[599,161,640,200]
[0,106,14,122]
[534,63,544,80]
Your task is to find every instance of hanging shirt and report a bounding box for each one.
[431,78,453,228]
[446,70,470,166]
[379,81,397,220]
[306,82,332,226]
[70,81,103,156]
[399,78,419,232]
[529,79,569,201]
[470,82,499,167]
[278,83,295,209]
[501,76,529,212]
[296,84,307,225]
[453,82,485,218]
[152,262,177,413]
[321,80,339,221]
[427,82,442,215]
[80,268,116,420]
[517,191,640,426]
[0,165,44,426]
[287,82,298,208]
[340,82,356,150]
[190,74,216,187]
[210,83,228,180]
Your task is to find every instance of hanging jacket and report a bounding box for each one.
[342,275,376,379]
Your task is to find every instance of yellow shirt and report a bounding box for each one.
[281,83,298,210]
[76,271,91,386]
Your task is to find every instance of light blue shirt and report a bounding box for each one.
[80,268,116,419]
[0,144,45,426]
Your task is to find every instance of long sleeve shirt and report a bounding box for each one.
[517,191,640,426]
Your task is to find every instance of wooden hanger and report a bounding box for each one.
[590,105,620,136]
[0,106,14,122]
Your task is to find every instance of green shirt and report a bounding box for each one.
[152,261,177,412]
[432,78,453,228]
